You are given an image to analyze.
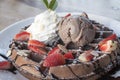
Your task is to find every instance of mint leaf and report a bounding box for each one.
[49,0,57,10]
[42,0,58,10]
[42,0,49,8]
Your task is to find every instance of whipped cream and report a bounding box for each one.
[26,10,58,42]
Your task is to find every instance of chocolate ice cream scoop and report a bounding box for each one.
[58,13,95,47]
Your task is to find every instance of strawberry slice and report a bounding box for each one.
[28,40,46,48]
[28,40,47,54]
[14,31,30,41]
[65,13,71,18]
[48,47,60,55]
[79,50,94,62]
[0,61,11,70]
[48,47,74,59]
[99,40,118,52]
[28,45,47,54]
[64,52,74,59]
[43,53,65,67]
[99,34,117,47]
[99,44,107,52]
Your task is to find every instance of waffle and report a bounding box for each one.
[7,18,120,80]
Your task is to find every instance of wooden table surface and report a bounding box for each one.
[0,0,120,80]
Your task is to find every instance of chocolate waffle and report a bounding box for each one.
[7,14,120,80]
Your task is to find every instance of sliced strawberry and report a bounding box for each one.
[43,53,65,67]
[48,47,60,55]
[28,45,47,54]
[85,54,94,62]
[99,40,118,52]
[64,52,74,59]
[28,40,46,48]
[64,13,71,18]
[99,34,117,47]
[28,40,47,55]
[14,31,30,41]
[79,50,94,62]
[0,61,11,70]
[99,44,108,52]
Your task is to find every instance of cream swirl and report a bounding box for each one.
[26,10,58,42]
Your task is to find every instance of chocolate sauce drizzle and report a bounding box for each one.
[0,53,9,61]
[50,73,60,80]
[7,48,14,57]
[13,55,19,63]
[66,65,84,80]
[20,64,45,76]
[107,53,115,67]
[94,60,104,75]
[113,52,118,66]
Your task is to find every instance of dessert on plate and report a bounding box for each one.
[5,9,120,80]
[0,1,120,79]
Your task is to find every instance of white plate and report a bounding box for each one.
[0,12,120,80]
